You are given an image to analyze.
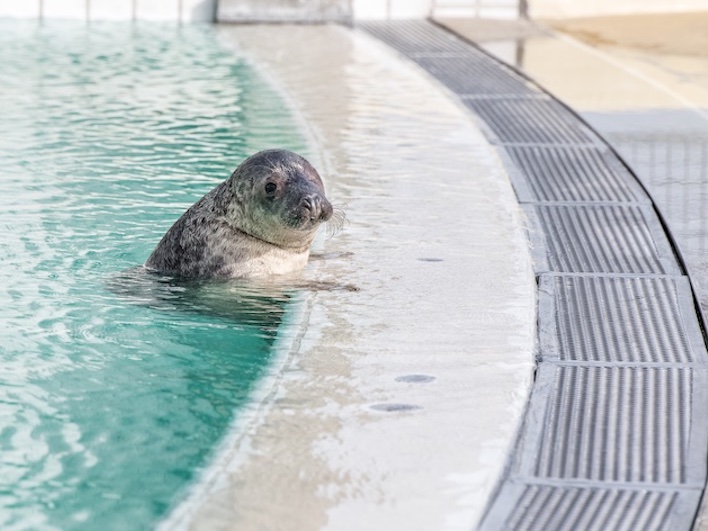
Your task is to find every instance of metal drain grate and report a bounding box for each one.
[500,485,684,531]
[413,55,537,97]
[528,204,679,274]
[532,365,692,483]
[540,275,698,363]
[361,20,474,55]
[504,145,649,203]
[463,97,599,145]
[360,20,708,531]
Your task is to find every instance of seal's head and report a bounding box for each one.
[227,149,334,251]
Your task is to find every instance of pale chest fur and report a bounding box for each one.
[146,216,312,279]
[221,245,311,278]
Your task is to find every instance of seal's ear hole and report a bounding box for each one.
[265,182,277,196]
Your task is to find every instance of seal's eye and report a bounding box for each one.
[265,182,277,196]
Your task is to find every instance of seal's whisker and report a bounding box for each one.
[325,205,347,237]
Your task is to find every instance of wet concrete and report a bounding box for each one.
[159,24,536,531]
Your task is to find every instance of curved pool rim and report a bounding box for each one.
[360,19,708,531]
[159,22,538,531]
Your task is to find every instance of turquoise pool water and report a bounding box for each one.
[0,21,307,530]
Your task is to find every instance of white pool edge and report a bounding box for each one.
[161,23,537,531]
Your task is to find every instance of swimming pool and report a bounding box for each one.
[0,20,310,530]
[0,18,538,531]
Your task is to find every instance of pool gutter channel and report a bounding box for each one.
[360,20,708,531]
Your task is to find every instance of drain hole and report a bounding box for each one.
[395,374,436,383]
[370,403,422,412]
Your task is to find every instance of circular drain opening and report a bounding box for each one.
[370,403,422,412]
[395,374,436,383]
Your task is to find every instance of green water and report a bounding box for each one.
[0,21,307,530]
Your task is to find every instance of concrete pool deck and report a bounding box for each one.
[159,16,708,531]
[160,23,537,531]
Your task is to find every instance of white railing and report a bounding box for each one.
[0,0,216,22]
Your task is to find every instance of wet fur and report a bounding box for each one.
[145,149,332,279]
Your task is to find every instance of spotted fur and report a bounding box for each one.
[145,149,333,279]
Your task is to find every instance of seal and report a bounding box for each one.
[144,149,334,279]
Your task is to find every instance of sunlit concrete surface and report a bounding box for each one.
[546,12,708,59]
[526,0,708,19]
[159,24,536,531]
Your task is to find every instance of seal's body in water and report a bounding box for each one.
[145,149,333,279]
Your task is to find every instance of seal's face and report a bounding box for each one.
[228,149,333,250]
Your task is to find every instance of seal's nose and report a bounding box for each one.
[300,195,333,223]
[301,196,314,212]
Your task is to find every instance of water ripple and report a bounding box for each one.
[0,20,308,530]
